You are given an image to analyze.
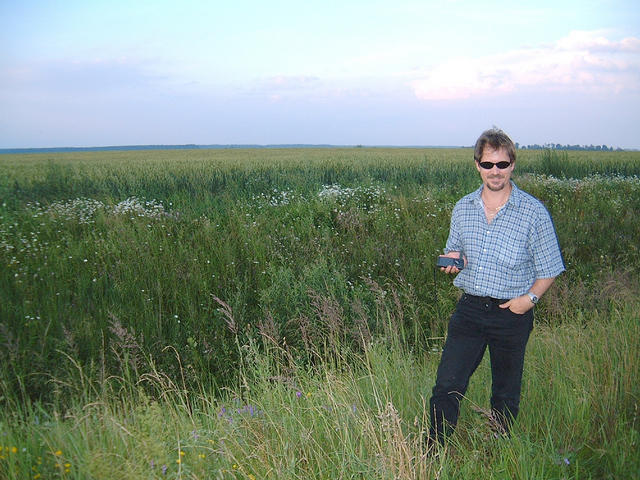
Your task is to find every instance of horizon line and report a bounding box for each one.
[1,143,634,154]
[0,144,471,154]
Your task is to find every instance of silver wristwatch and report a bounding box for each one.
[527,292,539,304]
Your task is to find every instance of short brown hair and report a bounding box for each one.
[474,128,516,164]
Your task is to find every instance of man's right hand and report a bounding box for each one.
[440,251,465,274]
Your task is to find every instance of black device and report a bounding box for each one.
[436,255,464,269]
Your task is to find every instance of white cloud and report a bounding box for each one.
[264,75,320,89]
[258,75,321,99]
[411,31,640,101]
[0,58,163,99]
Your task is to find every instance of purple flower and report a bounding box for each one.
[161,464,168,475]
[564,458,570,465]
[296,391,302,398]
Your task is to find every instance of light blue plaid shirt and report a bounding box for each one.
[445,181,565,299]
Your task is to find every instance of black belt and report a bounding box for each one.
[462,293,509,305]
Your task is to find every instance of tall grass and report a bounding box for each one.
[1,302,637,479]
[1,147,639,478]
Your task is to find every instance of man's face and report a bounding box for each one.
[475,146,514,192]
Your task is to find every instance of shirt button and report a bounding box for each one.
[479,267,483,270]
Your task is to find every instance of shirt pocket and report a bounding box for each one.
[492,239,528,269]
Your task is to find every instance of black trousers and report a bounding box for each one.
[429,293,534,442]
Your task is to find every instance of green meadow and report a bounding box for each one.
[1,148,638,479]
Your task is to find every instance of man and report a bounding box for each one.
[428,128,565,444]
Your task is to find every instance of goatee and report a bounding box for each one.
[486,177,507,191]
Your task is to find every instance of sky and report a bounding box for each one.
[1,0,639,149]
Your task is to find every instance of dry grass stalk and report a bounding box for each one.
[257,311,280,346]
[351,298,372,349]
[108,312,143,374]
[296,313,313,354]
[211,295,237,334]
[309,290,344,352]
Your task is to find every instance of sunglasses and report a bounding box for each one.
[477,160,512,170]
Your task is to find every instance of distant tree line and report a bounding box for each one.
[516,143,622,151]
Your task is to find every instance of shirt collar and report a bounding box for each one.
[470,181,522,208]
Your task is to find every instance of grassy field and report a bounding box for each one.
[0,147,639,479]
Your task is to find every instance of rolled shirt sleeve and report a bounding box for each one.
[528,206,566,279]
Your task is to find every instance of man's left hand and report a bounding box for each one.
[499,295,534,314]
